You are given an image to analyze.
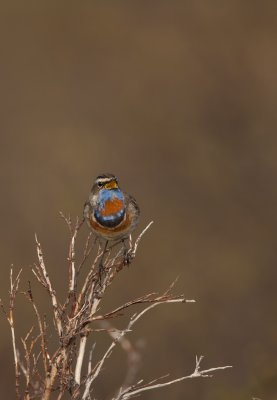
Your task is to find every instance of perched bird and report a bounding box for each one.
[84,173,140,242]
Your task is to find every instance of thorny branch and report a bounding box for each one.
[1,216,232,400]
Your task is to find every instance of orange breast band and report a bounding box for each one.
[100,198,124,216]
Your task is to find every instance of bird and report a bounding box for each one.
[83,173,140,243]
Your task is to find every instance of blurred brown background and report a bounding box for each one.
[1,1,277,399]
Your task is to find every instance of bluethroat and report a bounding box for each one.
[84,173,140,242]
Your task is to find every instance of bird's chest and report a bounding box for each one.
[94,190,126,228]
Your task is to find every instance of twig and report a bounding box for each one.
[24,282,49,376]
[127,221,153,261]
[99,320,142,390]
[67,216,84,294]
[34,234,63,337]
[2,266,22,399]
[75,332,89,386]
[91,294,194,323]
[82,296,191,399]
[114,356,232,400]
[77,233,94,275]
[2,216,231,400]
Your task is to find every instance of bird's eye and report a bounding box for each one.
[97,182,104,188]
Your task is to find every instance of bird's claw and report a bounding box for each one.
[123,250,134,266]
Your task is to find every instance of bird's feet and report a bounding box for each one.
[123,248,134,266]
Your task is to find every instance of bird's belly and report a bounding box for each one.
[89,213,132,240]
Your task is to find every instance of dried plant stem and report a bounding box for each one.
[2,216,232,399]
[75,222,154,388]
[43,362,58,400]
[4,266,22,399]
[75,293,101,385]
[114,356,232,400]
[34,234,63,337]
[82,297,194,399]
[98,319,142,390]
[75,333,88,385]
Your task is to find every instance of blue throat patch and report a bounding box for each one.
[94,189,126,228]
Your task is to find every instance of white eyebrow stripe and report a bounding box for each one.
[96,177,115,183]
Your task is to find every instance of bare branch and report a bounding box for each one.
[99,320,142,390]
[91,295,193,323]
[2,217,231,400]
[67,216,84,294]
[6,265,22,399]
[34,234,63,337]
[75,333,89,385]
[83,295,193,400]
[114,356,232,400]
[24,282,49,376]
[126,221,154,262]
[77,232,95,274]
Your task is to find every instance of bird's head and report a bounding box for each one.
[92,173,119,192]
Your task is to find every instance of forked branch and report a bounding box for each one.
[1,217,232,400]
[113,356,232,400]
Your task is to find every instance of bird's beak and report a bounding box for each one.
[104,181,118,190]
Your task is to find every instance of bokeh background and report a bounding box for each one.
[1,1,277,399]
